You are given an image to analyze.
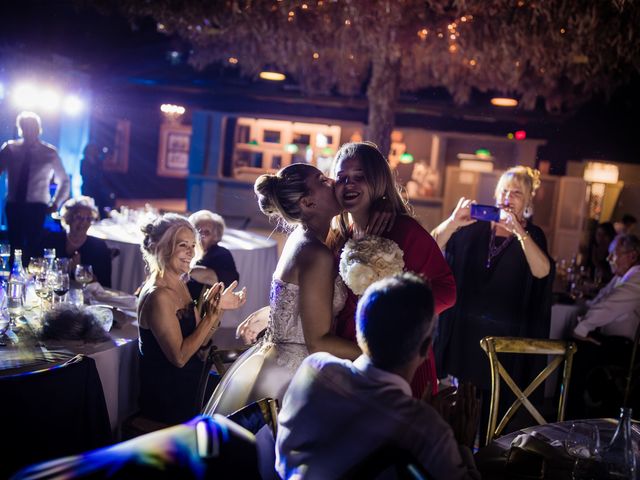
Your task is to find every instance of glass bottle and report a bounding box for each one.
[7,249,28,322]
[601,407,636,479]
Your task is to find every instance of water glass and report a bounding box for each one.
[566,422,600,459]
[6,281,24,326]
[0,243,10,286]
[43,248,56,269]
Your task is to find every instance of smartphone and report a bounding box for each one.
[470,204,500,222]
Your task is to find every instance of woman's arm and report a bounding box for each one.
[431,197,476,250]
[141,284,223,368]
[499,212,551,278]
[298,244,361,360]
[189,266,219,286]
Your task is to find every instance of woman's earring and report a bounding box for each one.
[524,205,533,218]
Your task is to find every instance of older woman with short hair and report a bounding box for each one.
[186,210,240,301]
[42,195,112,287]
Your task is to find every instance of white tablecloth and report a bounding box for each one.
[545,303,581,398]
[89,222,278,348]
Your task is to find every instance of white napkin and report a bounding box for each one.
[86,283,137,310]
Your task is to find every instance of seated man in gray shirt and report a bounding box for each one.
[276,272,480,480]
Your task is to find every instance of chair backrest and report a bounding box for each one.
[480,336,577,445]
[623,310,640,407]
[0,354,112,478]
[227,397,280,437]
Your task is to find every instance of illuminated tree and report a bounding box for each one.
[107,0,640,154]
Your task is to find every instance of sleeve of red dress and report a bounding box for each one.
[391,218,457,315]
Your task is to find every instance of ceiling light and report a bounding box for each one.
[259,71,286,81]
[491,97,518,107]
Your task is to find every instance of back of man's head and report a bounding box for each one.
[356,273,435,370]
[16,111,42,141]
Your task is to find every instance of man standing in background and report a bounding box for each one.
[0,111,70,261]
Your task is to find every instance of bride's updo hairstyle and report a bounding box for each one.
[141,213,195,274]
[254,163,316,228]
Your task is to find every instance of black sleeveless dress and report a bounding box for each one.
[138,302,205,424]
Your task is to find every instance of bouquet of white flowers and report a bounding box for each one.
[339,235,405,295]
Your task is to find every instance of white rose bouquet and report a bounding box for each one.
[339,236,405,295]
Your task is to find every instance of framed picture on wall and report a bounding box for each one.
[103,119,130,173]
[157,123,192,178]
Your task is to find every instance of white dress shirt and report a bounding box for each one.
[0,139,70,208]
[276,353,480,480]
[573,264,640,340]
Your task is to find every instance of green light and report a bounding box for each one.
[248,139,259,146]
[285,143,299,154]
[475,149,491,158]
[322,147,334,156]
[399,153,414,164]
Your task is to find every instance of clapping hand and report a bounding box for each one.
[218,280,247,310]
[199,282,224,329]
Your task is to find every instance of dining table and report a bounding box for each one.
[0,284,140,433]
[475,418,640,479]
[88,219,279,348]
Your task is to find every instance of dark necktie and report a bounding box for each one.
[15,147,32,203]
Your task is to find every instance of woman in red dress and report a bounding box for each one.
[328,141,457,397]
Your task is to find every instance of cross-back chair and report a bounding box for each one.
[480,336,577,445]
[226,397,280,437]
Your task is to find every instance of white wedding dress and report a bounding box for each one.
[202,276,347,416]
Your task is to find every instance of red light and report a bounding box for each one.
[515,130,526,140]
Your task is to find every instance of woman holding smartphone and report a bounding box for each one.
[431,166,552,434]
[138,214,241,425]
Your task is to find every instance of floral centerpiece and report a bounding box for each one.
[339,236,405,295]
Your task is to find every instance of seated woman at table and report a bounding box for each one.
[431,166,553,435]
[203,163,361,416]
[138,213,226,425]
[567,233,640,419]
[41,195,112,287]
[186,210,240,301]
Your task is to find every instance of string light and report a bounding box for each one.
[228,57,239,64]
[417,28,428,40]
[313,52,319,59]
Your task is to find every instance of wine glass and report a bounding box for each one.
[75,264,94,303]
[51,271,70,304]
[34,274,52,313]
[28,257,46,279]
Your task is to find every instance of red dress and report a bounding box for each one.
[334,215,457,397]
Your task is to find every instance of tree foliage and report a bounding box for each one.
[106,0,640,153]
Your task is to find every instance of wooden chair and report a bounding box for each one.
[480,336,577,445]
[226,397,280,437]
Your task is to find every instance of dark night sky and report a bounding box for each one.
[2,0,640,174]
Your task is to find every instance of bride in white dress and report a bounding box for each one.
[203,163,361,415]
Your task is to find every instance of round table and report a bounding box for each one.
[88,221,278,347]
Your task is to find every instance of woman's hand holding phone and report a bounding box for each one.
[450,197,477,229]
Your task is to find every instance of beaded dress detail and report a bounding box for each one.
[202,276,346,416]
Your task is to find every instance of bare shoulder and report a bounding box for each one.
[298,238,333,267]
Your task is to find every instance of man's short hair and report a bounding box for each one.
[613,234,640,262]
[16,111,42,135]
[356,273,435,370]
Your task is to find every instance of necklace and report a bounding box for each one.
[486,226,513,268]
